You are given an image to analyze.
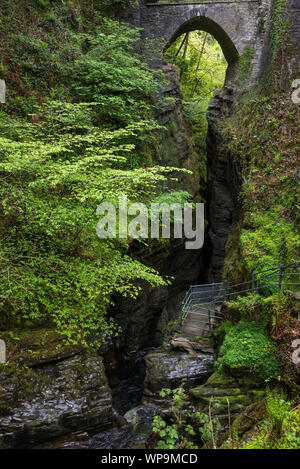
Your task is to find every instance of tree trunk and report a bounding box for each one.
[182,32,190,59]
[190,33,208,98]
[176,33,189,57]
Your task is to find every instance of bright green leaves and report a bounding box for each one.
[152,387,221,449]
[216,319,281,381]
[0,100,182,346]
[240,209,300,276]
[0,11,191,347]
[70,21,157,126]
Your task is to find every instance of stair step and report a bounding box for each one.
[183,317,217,324]
[182,327,209,334]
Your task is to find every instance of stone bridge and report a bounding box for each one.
[126,0,273,84]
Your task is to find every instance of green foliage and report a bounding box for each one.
[269,0,289,69]
[166,32,227,100]
[70,20,157,126]
[240,209,300,277]
[0,62,7,79]
[242,392,300,449]
[1,3,152,112]
[220,90,299,282]
[194,409,221,447]
[152,387,220,449]
[216,319,281,381]
[101,0,127,12]
[0,98,186,345]
[238,46,254,83]
[0,6,192,345]
[266,388,291,436]
[36,0,51,7]
[233,295,265,320]
[152,387,197,449]
[213,320,233,349]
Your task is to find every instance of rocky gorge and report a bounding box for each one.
[0,0,299,451]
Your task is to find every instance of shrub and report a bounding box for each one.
[242,393,300,449]
[216,320,281,380]
[70,20,157,126]
[266,388,291,436]
[152,387,221,449]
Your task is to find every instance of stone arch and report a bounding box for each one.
[164,15,239,83]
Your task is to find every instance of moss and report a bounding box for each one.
[203,369,238,388]
[269,0,289,70]
[216,320,281,381]
[224,293,297,330]
[0,327,82,367]
[238,46,254,83]
[213,320,233,350]
[189,368,265,423]
[220,88,299,280]
[231,399,267,441]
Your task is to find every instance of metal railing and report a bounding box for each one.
[181,262,300,335]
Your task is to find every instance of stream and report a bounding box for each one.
[34,343,214,449]
[34,346,158,449]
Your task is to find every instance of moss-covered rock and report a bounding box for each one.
[216,319,281,382]
[0,328,114,448]
[213,320,233,352]
[189,369,265,425]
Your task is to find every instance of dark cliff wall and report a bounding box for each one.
[119,0,300,312]
[111,64,203,355]
[205,87,241,283]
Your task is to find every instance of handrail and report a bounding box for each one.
[181,262,300,334]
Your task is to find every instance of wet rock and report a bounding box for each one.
[0,354,114,448]
[34,424,134,450]
[124,403,157,448]
[143,348,214,396]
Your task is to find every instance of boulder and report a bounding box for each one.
[143,348,214,396]
[0,330,114,448]
[189,370,265,422]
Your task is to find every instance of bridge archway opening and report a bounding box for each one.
[164,16,239,84]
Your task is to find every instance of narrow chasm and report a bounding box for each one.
[1,0,299,452]
[90,31,233,449]
[109,31,233,449]
[30,30,234,450]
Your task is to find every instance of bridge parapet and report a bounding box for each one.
[139,0,273,84]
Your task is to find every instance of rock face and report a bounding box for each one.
[143,348,214,395]
[289,0,300,60]
[155,63,200,197]
[0,354,114,448]
[205,87,240,283]
[189,370,265,427]
[109,61,203,357]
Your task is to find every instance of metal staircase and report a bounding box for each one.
[181,283,225,338]
[181,262,300,338]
